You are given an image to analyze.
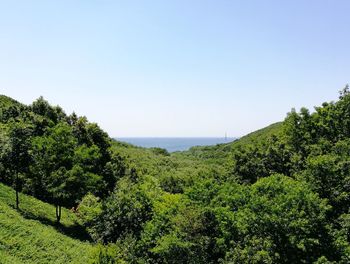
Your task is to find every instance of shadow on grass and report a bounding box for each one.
[16,207,93,242]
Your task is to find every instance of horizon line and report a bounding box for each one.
[114,136,238,139]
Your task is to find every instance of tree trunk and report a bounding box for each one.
[16,189,19,209]
[15,173,19,209]
[56,205,62,223]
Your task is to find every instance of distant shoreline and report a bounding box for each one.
[115,137,236,152]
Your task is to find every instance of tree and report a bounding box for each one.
[339,84,350,100]
[29,123,77,222]
[0,125,11,184]
[92,176,157,243]
[299,149,350,218]
[212,175,333,263]
[29,122,111,222]
[30,96,66,124]
[7,121,33,209]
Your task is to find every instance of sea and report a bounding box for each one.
[116,137,236,152]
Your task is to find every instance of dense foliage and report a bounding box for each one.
[1,88,350,263]
[0,96,124,222]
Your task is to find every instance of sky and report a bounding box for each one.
[0,0,349,137]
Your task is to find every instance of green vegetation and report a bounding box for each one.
[1,87,350,263]
[176,122,282,165]
[0,96,124,222]
[0,182,93,263]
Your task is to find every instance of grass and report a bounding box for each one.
[0,183,94,264]
[0,122,284,263]
[174,122,283,163]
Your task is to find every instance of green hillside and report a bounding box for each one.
[0,183,93,264]
[111,122,279,192]
[0,95,22,109]
[1,90,350,263]
[174,122,283,164]
[111,140,228,194]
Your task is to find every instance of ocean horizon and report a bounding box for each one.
[116,137,236,152]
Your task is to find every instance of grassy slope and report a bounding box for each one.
[0,183,93,264]
[173,122,283,164]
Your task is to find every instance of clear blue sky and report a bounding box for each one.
[1,1,349,137]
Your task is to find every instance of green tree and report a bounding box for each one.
[30,123,77,221]
[92,176,159,243]
[0,125,11,184]
[7,121,33,209]
[213,175,332,263]
[299,150,350,218]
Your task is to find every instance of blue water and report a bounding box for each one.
[116,137,236,152]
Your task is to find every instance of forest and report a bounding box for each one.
[1,87,350,263]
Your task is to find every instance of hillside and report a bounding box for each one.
[173,122,283,164]
[0,183,93,264]
[110,123,283,191]
[0,120,285,263]
[1,91,350,263]
[0,95,22,109]
[111,140,229,193]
